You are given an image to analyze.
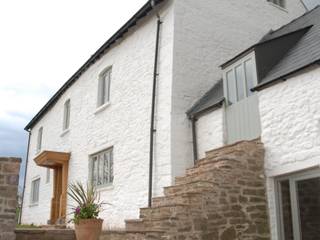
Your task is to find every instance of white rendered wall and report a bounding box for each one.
[259,66,320,240]
[196,109,224,159]
[170,0,306,179]
[21,1,174,228]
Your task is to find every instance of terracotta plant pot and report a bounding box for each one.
[75,219,103,240]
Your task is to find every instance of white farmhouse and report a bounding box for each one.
[21,0,307,232]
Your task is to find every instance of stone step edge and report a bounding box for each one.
[102,229,165,234]
[152,191,204,202]
[139,203,190,212]
[204,138,261,158]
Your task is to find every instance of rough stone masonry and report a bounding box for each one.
[0,157,21,240]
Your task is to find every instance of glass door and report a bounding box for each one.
[276,169,320,240]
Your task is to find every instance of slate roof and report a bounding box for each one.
[188,6,320,117]
[187,80,224,118]
[25,0,165,130]
[256,5,320,88]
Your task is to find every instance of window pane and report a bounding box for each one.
[37,127,43,151]
[226,70,237,104]
[91,149,113,186]
[99,155,104,185]
[235,65,245,101]
[280,180,294,240]
[92,157,98,186]
[31,179,40,203]
[103,153,109,184]
[104,71,110,103]
[244,59,255,97]
[297,177,320,240]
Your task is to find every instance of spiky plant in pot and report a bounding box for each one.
[68,182,106,240]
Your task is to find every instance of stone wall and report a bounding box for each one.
[15,229,75,240]
[104,139,270,239]
[259,66,320,239]
[0,157,21,240]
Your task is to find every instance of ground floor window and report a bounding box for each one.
[275,169,320,240]
[90,148,113,187]
[30,178,40,204]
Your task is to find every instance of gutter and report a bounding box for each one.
[19,130,31,224]
[148,1,162,208]
[191,117,198,163]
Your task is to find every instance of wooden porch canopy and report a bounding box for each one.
[34,151,70,168]
[34,151,70,224]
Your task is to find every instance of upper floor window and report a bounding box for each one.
[268,0,286,8]
[63,99,71,130]
[223,52,258,105]
[30,178,40,204]
[36,127,43,152]
[90,148,113,187]
[97,67,112,107]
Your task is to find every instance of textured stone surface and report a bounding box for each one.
[15,229,75,240]
[259,66,320,239]
[21,1,175,228]
[196,109,224,159]
[104,140,270,240]
[0,157,21,240]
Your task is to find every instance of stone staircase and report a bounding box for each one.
[101,139,270,240]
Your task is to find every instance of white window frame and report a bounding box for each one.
[89,147,113,188]
[97,67,112,108]
[63,99,71,131]
[30,177,40,205]
[275,168,320,240]
[223,51,258,106]
[36,127,43,153]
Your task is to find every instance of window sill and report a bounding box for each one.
[94,103,111,115]
[96,184,114,192]
[268,2,288,12]
[29,203,39,207]
[60,129,70,137]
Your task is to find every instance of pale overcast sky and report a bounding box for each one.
[0,0,319,189]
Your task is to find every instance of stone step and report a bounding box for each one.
[125,219,146,232]
[163,181,216,197]
[100,230,164,240]
[151,192,204,207]
[126,216,193,233]
[139,204,190,220]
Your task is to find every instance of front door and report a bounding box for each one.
[51,167,62,224]
[34,151,70,225]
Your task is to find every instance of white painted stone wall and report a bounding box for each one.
[22,1,175,228]
[170,0,306,179]
[259,66,320,240]
[21,0,307,229]
[196,109,224,159]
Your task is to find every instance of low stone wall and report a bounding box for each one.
[0,157,21,240]
[15,229,75,240]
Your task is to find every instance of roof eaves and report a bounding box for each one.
[24,0,165,131]
[253,60,320,91]
[187,98,224,119]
